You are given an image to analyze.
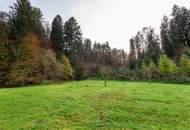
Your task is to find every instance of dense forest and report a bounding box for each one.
[0,0,190,87]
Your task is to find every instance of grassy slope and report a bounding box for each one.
[0,80,190,130]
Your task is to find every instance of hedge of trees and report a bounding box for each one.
[1,0,190,87]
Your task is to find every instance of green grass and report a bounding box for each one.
[0,80,190,129]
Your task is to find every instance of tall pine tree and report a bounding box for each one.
[63,17,83,66]
[50,15,64,61]
[8,0,33,39]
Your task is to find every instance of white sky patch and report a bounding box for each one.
[64,0,190,52]
[1,0,190,52]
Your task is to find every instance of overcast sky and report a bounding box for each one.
[1,0,190,51]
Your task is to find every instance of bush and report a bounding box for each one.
[159,55,177,77]
[166,76,190,84]
[40,49,58,80]
[41,49,73,81]
[141,61,160,80]
[179,55,190,75]
[56,55,73,80]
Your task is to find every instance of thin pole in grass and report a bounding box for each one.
[101,67,108,87]
[147,61,155,85]
[148,67,151,85]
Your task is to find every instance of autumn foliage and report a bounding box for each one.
[8,33,43,86]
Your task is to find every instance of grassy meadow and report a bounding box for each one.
[0,80,190,129]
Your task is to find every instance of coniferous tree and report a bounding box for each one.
[8,0,44,39]
[129,38,137,70]
[31,7,44,37]
[8,0,33,39]
[82,39,92,63]
[8,0,45,63]
[50,15,64,61]
[63,17,83,66]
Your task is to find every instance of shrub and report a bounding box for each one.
[159,55,177,78]
[40,49,58,80]
[56,55,73,80]
[142,61,160,80]
[41,49,73,81]
[179,55,190,75]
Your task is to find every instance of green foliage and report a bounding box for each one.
[40,49,58,80]
[146,29,161,65]
[41,49,73,81]
[160,16,175,58]
[129,38,137,70]
[56,55,73,80]
[50,15,64,61]
[63,17,83,79]
[129,27,161,69]
[8,0,44,38]
[159,55,177,76]
[161,5,190,60]
[63,17,83,66]
[73,63,91,80]
[31,7,44,37]
[142,61,159,81]
[82,39,92,63]
[179,55,190,75]
[8,0,33,38]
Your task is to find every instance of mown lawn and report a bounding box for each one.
[0,80,190,129]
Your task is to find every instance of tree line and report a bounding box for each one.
[0,0,127,87]
[128,5,190,83]
[1,0,190,87]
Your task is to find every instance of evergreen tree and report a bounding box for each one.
[129,38,137,70]
[82,39,92,63]
[50,15,64,61]
[8,0,44,39]
[63,17,83,66]
[31,7,44,37]
[8,0,33,39]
